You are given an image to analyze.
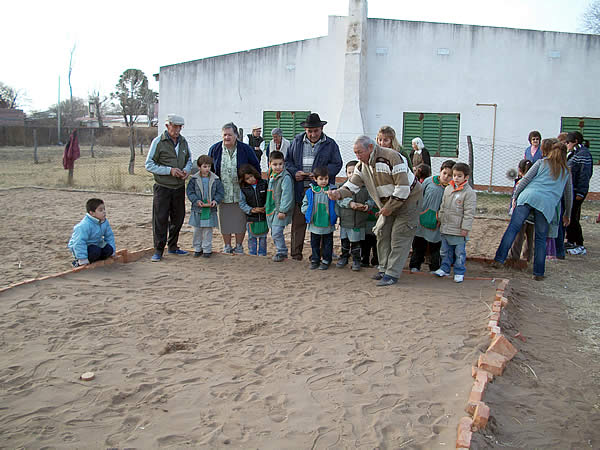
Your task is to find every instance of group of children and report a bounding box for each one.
[68,150,478,283]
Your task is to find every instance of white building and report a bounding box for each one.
[158,0,599,194]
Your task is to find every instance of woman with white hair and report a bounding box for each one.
[409,137,431,170]
[265,128,290,163]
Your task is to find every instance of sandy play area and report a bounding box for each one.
[1,187,599,449]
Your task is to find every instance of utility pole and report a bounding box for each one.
[57,76,62,145]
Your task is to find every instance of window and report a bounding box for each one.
[402,112,460,157]
[561,116,599,164]
[263,111,311,142]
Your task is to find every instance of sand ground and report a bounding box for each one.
[1,187,599,448]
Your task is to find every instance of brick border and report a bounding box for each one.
[456,277,518,448]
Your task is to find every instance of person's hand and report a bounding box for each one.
[257,206,265,213]
[210,200,217,207]
[197,201,203,207]
[361,204,369,212]
[181,170,189,180]
[277,212,286,220]
[563,216,570,227]
[575,194,584,201]
[350,201,357,209]
[170,167,184,178]
[295,171,305,181]
[327,190,341,201]
[461,229,469,237]
[376,206,392,217]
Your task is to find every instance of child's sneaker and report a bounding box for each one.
[454,274,464,283]
[376,275,398,286]
[272,254,287,262]
[410,267,420,273]
[194,251,203,257]
[234,244,244,254]
[223,245,233,254]
[371,271,385,280]
[202,252,212,258]
[318,262,330,270]
[433,269,449,277]
[151,252,162,262]
[351,260,361,271]
[336,257,349,268]
[310,261,320,270]
[71,260,80,268]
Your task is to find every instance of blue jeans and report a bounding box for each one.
[495,204,549,276]
[310,232,333,265]
[439,237,466,275]
[270,225,287,257]
[247,224,267,256]
[87,244,114,263]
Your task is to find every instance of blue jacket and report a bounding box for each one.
[285,133,343,203]
[208,141,261,178]
[524,145,543,164]
[303,186,337,226]
[68,214,116,259]
[568,145,594,197]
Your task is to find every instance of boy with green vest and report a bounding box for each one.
[335,160,374,271]
[265,151,294,262]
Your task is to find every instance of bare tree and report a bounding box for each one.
[112,68,156,174]
[88,90,108,128]
[0,82,24,109]
[582,0,600,33]
[50,97,88,128]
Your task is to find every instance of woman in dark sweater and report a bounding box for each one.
[409,137,431,171]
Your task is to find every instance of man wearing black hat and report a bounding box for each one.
[285,113,343,260]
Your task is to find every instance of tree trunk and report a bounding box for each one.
[33,129,39,164]
[467,135,474,188]
[91,129,95,158]
[128,126,135,175]
[140,141,143,155]
[68,169,74,185]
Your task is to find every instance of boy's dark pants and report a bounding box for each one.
[409,236,441,271]
[566,196,584,246]
[340,238,361,261]
[152,184,186,253]
[310,232,333,264]
[361,234,378,266]
[88,244,114,263]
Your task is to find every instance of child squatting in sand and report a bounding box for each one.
[68,198,116,267]
[434,162,477,283]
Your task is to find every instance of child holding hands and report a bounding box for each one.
[434,163,476,283]
[186,155,224,258]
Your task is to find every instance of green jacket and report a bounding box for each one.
[335,183,372,229]
[266,170,294,228]
[151,131,191,188]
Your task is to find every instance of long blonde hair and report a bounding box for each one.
[377,125,402,151]
[545,141,568,179]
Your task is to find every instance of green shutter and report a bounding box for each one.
[402,112,459,158]
[561,117,600,164]
[263,111,311,142]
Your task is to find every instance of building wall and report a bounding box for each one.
[159,16,599,191]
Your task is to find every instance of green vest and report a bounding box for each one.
[337,185,370,229]
[152,131,190,188]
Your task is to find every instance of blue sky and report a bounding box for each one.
[3,0,593,112]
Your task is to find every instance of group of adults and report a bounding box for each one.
[144,112,423,283]
[493,129,593,280]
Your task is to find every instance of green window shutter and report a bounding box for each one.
[561,117,600,164]
[402,112,460,158]
[263,110,311,142]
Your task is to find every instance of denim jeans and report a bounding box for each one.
[495,204,549,276]
[310,232,333,265]
[270,225,287,257]
[439,237,466,275]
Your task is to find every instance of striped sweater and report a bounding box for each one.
[339,145,418,212]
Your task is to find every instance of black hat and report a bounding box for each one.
[300,113,327,128]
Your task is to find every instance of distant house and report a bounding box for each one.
[0,108,25,127]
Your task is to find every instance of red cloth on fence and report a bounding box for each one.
[62,130,80,170]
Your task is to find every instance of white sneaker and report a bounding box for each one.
[410,268,420,273]
[454,274,464,283]
[577,246,587,255]
[567,246,584,255]
[433,269,449,277]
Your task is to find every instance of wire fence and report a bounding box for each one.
[1,130,597,219]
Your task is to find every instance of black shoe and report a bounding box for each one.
[336,257,349,268]
[361,261,370,267]
[565,241,577,250]
[376,275,398,286]
[371,271,385,280]
[318,263,329,270]
[351,260,361,271]
[310,261,319,270]
[202,252,212,258]
[194,251,203,257]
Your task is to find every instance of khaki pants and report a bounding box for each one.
[376,191,420,279]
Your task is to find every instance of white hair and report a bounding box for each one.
[412,137,425,150]
[355,135,375,149]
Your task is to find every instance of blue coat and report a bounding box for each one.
[285,133,343,203]
[208,141,261,178]
[68,214,116,259]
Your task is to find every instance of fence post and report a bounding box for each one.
[91,128,95,158]
[140,140,143,155]
[467,135,474,188]
[33,129,39,164]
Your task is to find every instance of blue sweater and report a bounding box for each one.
[68,214,116,260]
[208,141,261,178]
[285,133,343,203]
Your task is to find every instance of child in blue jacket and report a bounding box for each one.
[68,198,116,267]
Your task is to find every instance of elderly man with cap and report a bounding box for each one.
[247,125,265,163]
[145,113,193,261]
[265,128,291,162]
[285,113,342,260]
[328,135,422,286]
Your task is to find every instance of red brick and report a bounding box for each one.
[456,417,473,448]
[489,312,500,322]
[488,334,518,360]
[478,351,508,376]
[492,301,502,312]
[490,326,502,339]
[468,376,487,404]
[499,296,508,307]
[473,402,490,430]
[476,369,494,383]
[465,401,479,415]
[487,320,498,330]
